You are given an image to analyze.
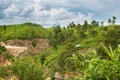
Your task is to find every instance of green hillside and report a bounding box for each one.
[0,19,120,80]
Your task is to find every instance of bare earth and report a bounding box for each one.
[0,38,49,57]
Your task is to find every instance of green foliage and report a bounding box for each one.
[103,28,120,48]
[91,20,99,27]
[44,53,58,67]
[57,43,76,75]
[103,26,108,31]
[76,23,81,29]
[82,45,120,80]
[0,23,47,40]
[0,46,13,60]
[49,25,62,49]
[112,16,116,25]
[96,46,108,59]
[31,40,36,47]
[108,18,112,25]
[3,25,7,32]
[0,19,120,79]
[100,21,104,26]
[108,16,116,25]
[0,66,10,79]
[23,22,42,27]
[90,30,97,37]
[67,22,76,29]
[78,29,86,38]
[0,46,6,52]
[2,52,14,60]
[40,54,46,64]
[11,57,44,80]
[82,20,88,31]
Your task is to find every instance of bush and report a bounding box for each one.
[96,46,109,59]
[103,29,120,48]
[83,46,120,80]
[2,52,14,60]
[0,46,6,53]
[31,40,36,47]
[11,58,44,80]
[0,46,13,60]
[0,66,10,79]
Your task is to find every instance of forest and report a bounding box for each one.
[0,16,120,80]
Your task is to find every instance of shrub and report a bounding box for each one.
[31,40,36,47]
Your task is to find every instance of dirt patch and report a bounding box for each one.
[0,54,11,66]
[5,38,49,56]
[78,47,97,54]
[5,46,27,57]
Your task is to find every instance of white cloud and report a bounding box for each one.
[32,8,93,26]
[0,0,120,26]
[0,0,94,26]
[4,4,19,18]
[40,0,104,10]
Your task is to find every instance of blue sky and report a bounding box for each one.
[0,0,120,27]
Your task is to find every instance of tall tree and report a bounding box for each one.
[108,18,111,25]
[101,21,104,26]
[3,25,6,32]
[112,16,116,25]
[91,20,99,27]
[76,23,81,33]
[82,20,88,31]
[50,25,65,49]
[76,23,81,29]
[67,22,76,28]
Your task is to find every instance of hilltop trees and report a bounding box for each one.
[112,16,116,25]
[91,20,99,27]
[67,22,76,29]
[0,23,47,40]
[108,16,116,25]
[82,20,88,31]
[100,21,104,26]
[76,23,81,30]
[108,18,112,25]
[49,25,65,49]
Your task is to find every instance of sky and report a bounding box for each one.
[0,0,120,27]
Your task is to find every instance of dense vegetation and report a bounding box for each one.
[0,16,120,80]
[0,23,48,40]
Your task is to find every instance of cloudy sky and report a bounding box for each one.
[0,0,120,27]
